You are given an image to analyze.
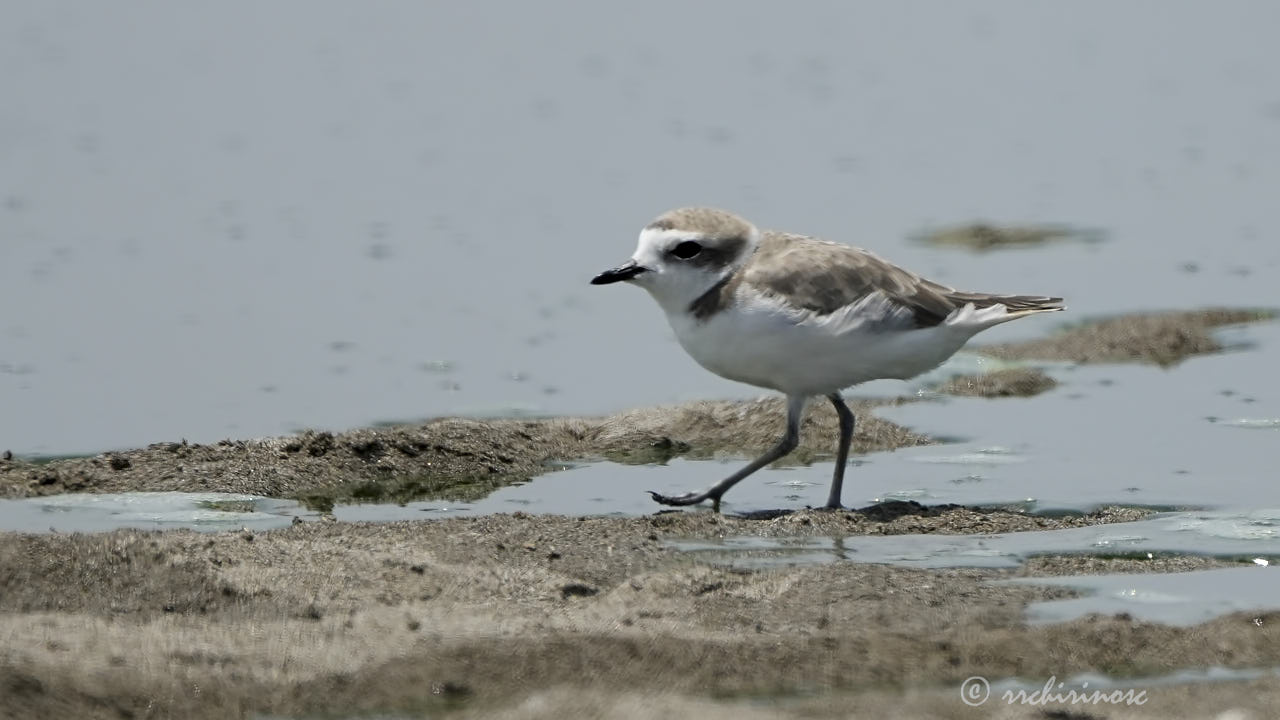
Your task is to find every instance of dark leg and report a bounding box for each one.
[825,392,855,509]
[649,395,808,512]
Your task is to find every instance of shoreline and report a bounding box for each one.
[1,306,1278,719]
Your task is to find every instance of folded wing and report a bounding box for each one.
[744,232,1063,329]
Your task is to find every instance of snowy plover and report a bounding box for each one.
[591,207,1064,511]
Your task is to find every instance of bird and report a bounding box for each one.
[590,207,1063,511]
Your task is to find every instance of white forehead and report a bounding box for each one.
[635,227,704,256]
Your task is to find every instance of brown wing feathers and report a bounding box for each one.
[744,232,1062,328]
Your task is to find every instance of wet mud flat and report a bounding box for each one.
[1,308,1278,719]
[2,513,1278,720]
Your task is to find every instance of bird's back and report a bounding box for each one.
[741,231,1063,329]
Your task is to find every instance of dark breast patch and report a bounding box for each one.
[687,272,743,321]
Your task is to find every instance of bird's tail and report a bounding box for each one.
[945,293,1065,327]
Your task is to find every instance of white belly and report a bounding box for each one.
[666,298,979,396]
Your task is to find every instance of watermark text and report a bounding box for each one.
[960,675,1148,707]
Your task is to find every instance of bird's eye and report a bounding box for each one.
[670,240,703,259]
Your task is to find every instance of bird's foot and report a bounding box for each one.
[647,490,722,512]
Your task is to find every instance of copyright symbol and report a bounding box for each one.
[960,676,990,706]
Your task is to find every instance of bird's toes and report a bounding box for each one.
[647,490,704,507]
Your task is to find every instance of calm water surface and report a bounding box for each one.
[3,1,1277,457]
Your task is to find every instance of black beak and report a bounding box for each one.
[590,260,648,285]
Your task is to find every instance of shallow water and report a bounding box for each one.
[671,517,1280,624]
[866,321,1280,511]
[4,2,1280,456]
[1002,565,1280,626]
[3,316,1276,543]
[7,491,1279,562]
[0,492,310,533]
[519,319,1278,517]
[8,488,1280,624]
[324,319,1278,521]
[671,512,1280,569]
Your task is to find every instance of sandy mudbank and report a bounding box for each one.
[1,513,1275,720]
[0,397,930,504]
[979,307,1275,367]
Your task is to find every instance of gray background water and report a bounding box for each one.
[3,2,1279,456]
